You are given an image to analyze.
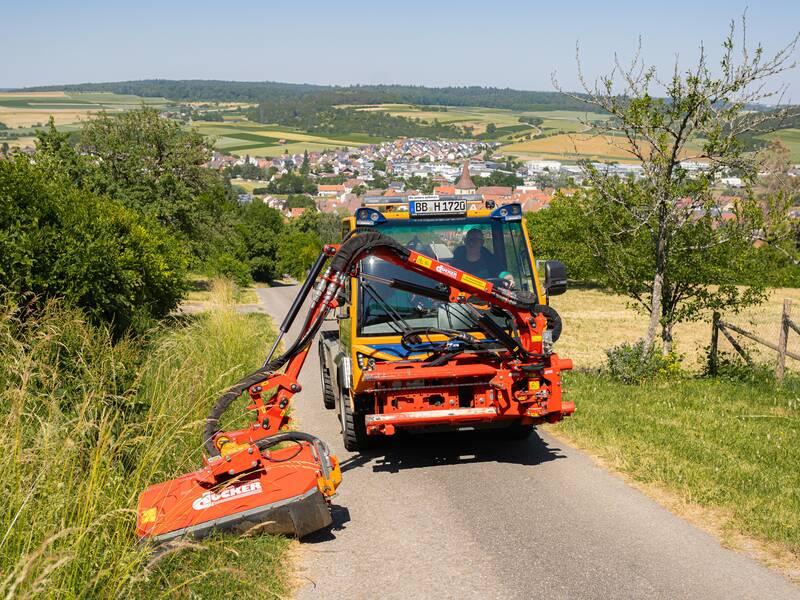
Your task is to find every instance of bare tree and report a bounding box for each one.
[553,15,799,351]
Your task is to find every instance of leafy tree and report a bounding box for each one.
[225,162,269,180]
[486,123,497,135]
[751,141,800,286]
[0,155,187,335]
[300,149,310,175]
[266,172,317,195]
[476,170,523,189]
[277,231,322,279]
[273,211,343,278]
[552,17,799,351]
[372,159,387,172]
[290,210,341,244]
[234,202,285,281]
[77,108,226,244]
[529,189,766,355]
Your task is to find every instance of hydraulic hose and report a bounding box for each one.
[201,230,562,455]
[202,306,329,455]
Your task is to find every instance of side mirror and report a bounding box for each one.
[544,260,567,297]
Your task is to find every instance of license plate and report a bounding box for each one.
[409,197,466,217]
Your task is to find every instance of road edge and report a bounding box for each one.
[544,425,800,586]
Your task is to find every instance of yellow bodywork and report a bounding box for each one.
[340,203,544,406]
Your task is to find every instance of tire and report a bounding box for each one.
[319,343,335,410]
[340,392,370,451]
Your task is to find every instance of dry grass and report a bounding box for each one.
[503,133,644,161]
[183,278,260,313]
[0,109,95,128]
[551,287,800,370]
[0,92,67,99]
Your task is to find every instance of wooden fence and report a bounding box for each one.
[709,299,800,380]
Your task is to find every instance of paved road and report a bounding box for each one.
[256,285,799,600]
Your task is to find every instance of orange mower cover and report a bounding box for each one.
[137,442,341,542]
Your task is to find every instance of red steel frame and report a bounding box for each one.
[215,243,573,451]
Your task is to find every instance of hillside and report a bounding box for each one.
[21,79,604,113]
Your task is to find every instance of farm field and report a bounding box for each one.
[503,132,643,161]
[756,128,800,162]
[353,103,605,138]
[550,286,800,370]
[191,119,387,156]
[0,91,168,128]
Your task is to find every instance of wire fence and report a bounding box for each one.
[710,298,800,379]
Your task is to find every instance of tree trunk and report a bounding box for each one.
[661,322,673,355]
[645,230,667,352]
[645,272,663,352]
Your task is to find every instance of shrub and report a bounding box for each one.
[0,155,187,336]
[702,345,776,383]
[605,340,682,384]
[205,251,252,287]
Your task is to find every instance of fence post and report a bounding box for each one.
[776,299,791,381]
[710,311,720,376]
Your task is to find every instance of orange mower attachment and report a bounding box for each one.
[137,432,341,542]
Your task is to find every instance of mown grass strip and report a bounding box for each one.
[553,372,800,555]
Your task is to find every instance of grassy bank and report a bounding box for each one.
[553,371,800,562]
[0,284,289,598]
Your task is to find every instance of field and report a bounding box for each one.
[550,286,800,370]
[354,103,605,139]
[756,128,800,162]
[0,91,168,128]
[192,119,387,157]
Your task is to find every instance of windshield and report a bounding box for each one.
[358,218,536,336]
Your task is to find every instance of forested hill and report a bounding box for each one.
[21,79,602,113]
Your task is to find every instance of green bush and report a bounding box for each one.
[703,345,776,383]
[0,156,187,336]
[605,340,682,384]
[205,252,252,287]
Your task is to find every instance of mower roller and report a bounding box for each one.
[137,227,571,542]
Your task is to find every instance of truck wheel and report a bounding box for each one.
[340,393,369,451]
[319,346,335,410]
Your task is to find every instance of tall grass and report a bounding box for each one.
[0,283,289,599]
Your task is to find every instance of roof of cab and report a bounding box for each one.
[360,194,495,220]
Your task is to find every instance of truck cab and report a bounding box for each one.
[319,195,570,450]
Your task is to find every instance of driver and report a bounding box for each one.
[451,227,500,279]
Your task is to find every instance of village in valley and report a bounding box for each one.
[210,136,786,221]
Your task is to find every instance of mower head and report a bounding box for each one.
[137,438,341,543]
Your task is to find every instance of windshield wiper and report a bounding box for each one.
[360,279,414,336]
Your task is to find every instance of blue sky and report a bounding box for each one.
[2,0,799,97]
